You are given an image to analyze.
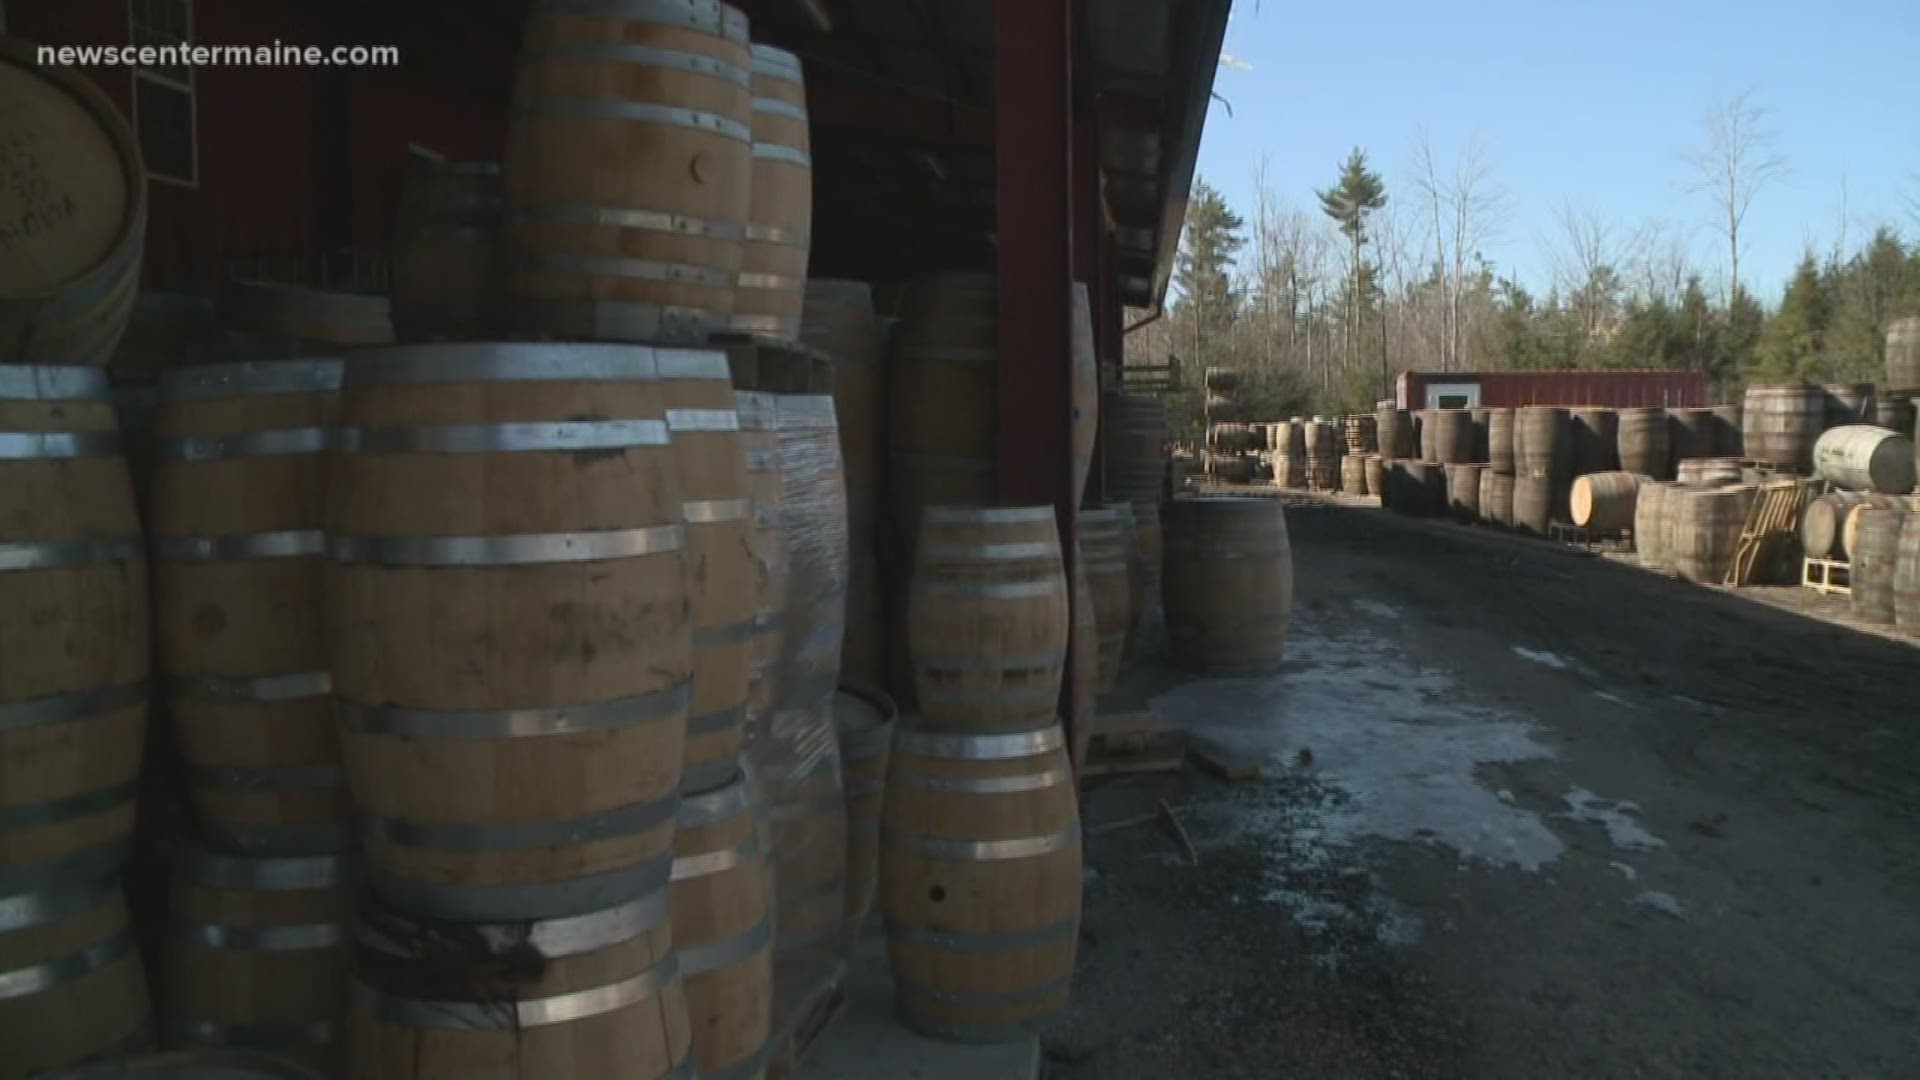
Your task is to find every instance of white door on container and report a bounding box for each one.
[1425,382,1480,409]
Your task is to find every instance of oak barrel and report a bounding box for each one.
[880,722,1081,1043]
[1668,485,1759,584]
[834,685,897,948]
[1570,471,1641,533]
[49,1050,323,1078]
[1479,469,1514,529]
[1668,408,1716,463]
[504,0,753,343]
[347,895,693,1080]
[1570,408,1619,475]
[154,360,349,855]
[162,850,350,1066]
[1615,407,1670,480]
[1485,407,1515,474]
[325,343,693,921]
[1446,463,1484,523]
[1711,403,1744,457]
[1742,384,1824,473]
[1374,409,1413,460]
[669,772,773,1080]
[1511,474,1554,537]
[1514,407,1569,479]
[1342,414,1377,453]
[389,161,505,342]
[1802,492,1868,559]
[1893,512,1920,632]
[771,391,850,714]
[1675,457,1744,486]
[731,45,812,341]
[1414,409,1435,461]
[890,273,997,537]
[909,507,1069,733]
[1813,424,1915,495]
[1850,507,1905,624]
[1106,394,1167,506]
[1364,454,1386,499]
[0,874,153,1076]
[1840,495,1913,560]
[736,392,790,732]
[1634,481,1672,568]
[1077,509,1131,692]
[801,280,883,532]
[1163,498,1292,674]
[1342,453,1370,495]
[1872,394,1915,438]
[0,366,148,890]
[0,42,146,367]
[1890,318,1920,394]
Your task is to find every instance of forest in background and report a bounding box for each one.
[1125,92,1920,438]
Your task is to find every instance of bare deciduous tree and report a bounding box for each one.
[1684,87,1789,304]
[1412,129,1506,372]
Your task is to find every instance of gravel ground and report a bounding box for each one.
[1048,494,1920,1080]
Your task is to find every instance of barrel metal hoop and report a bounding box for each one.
[771,394,838,427]
[669,837,759,882]
[0,877,117,932]
[165,1017,335,1048]
[345,343,672,386]
[882,824,1079,862]
[679,755,742,795]
[355,953,684,1031]
[750,44,805,82]
[0,839,132,896]
[518,250,736,289]
[678,777,752,827]
[328,524,684,567]
[532,0,749,43]
[677,916,771,976]
[0,536,143,572]
[743,223,808,246]
[156,427,331,461]
[666,410,741,436]
[884,915,1078,955]
[177,847,346,891]
[159,360,344,401]
[685,703,747,737]
[513,97,751,142]
[508,200,747,242]
[152,529,326,562]
[187,762,345,792]
[751,97,808,122]
[0,430,123,459]
[752,143,811,167]
[0,366,110,401]
[898,973,1073,1008]
[0,680,148,733]
[922,506,1056,525]
[918,541,1061,562]
[173,920,343,952]
[894,769,1068,796]
[0,780,138,828]
[169,670,331,703]
[336,419,670,454]
[736,271,806,291]
[362,793,680,852]
[911,579,1066,601]
[691,619,754,648]
[893,726,1064,761]
[340,680,690,739]
[0,930,134,1000]
[522,40,751,86]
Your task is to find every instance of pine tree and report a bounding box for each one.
[1317,149,1388,383]
[1754,255,1829,379]
[1169,179,1245,434]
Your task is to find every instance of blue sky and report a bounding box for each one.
[1193,0,1919,304]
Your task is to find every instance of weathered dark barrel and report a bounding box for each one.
[1814,424,1915,494]
[1479,469,1514,528]
[1163,498,1293,674]
[1742,384,1825,473]
[1407,461,1447,517]
[1106,393,1167,506]
[1893,512,1920,632]
[1205,367,1242,393]
[1414,409,1435,461]
[1342,454,1370,495]
[1430,409,1474,464]
[1511,474,1555,537]
[1375,408,1413,459]
[1711,403,1744,457]
[1668,408,1716,463]
[1872,394,1915,437]
[1571,471,1640,533]
[1342,414,1377,453]
[1077,508,1131,692]
[0,873,153,1074]
[1850,507,1905,624]
[1570,408,1619,475]
[1446,464,1484,522]
[1514,407,1569,479]
[1486,407,1516,474]
[1634,481,1672,568]
[1890,318,1920,394]
[1668,485,1759,584]
[1841,494,1914,559]
[1470,408,1491,462]
[1823,383,1876,429]
[1616,407,1671,479]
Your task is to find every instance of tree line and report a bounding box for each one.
[1127,91,1920,438]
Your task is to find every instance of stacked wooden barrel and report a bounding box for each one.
[1569,408,1619,476]
[1479,469,1515,528]
[1893,513,1920,632]
[389,161,505,342]
[1889,318,1920,396]
[1571,472,1641,534]
[889,506,1081,1041]
[1634,481,1674,570]
[1163,498,1293,674]
[1850,508,1906,624]
[1304,419,1341,490]
[1375,408,1413,459]
[1512,407,1569,535]
[1616,407,1670,479]
[731,45,814,341]
[669,772,774,1080]
[1446,464,1484,523]
[1743,384,1825,474]
[803,280,886,688]
[889,273,997,539]
[1667,485,1759,584]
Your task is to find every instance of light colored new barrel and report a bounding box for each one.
[0,366,148,890]
[162,850,350,1068]
[1850,507,1905,624]
[664,358,754,796]
[1570,471,1642,533]
[669,773,773,1080]
[325,343,693,921]
[0,42,146,367]
[0,874,153,1076]
[909,506,1070,733]
[346,896,693,1080]
[1814,424,1916,495]
[732,46,812,341]
[834,685,897,948]
[390,161,504,343]
[1668,485,1760,584]
[154,359,349,855]
[889,274,997,536]
[1077,509,1131,692]
[880,722,1082,1043]
[1163,498,1292,675]
[504,0,753,343]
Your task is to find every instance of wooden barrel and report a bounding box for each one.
[801,280,883,531]
[1851,507,1905,624]
[153,360,348,856]
[1485,408,1515,474]
[664,357,755,795]
[1163,498,1292,674]
[731,45,812,342]
[1479,469,1514,528]
[223,281,394,348]
[1814,424,1915,495]
[1616,407,1671,480]
[1446,464,1483,522]
[669,773,773,1080]
[0,42,146,367]
[162,850,350,1066]
[1676,457,1744,486]
[0,366,148,890]
[1840,495,1913,560]
[1668,408,1716,463]
[347,895,693,1080]
[1107,503,1147,664]
[1511,474,1555,537]
[1106,394,1166,506]
[765,727,848,959]
[1823,383,1876,429]
[1070,284,1099,506]
[1514,407,1569,479]
[880,723,1081,1043]
[48,1050,325,1078]
[771,391,850,712]
[326,344,692,921]
[834,685,896,948]
[1373,409,1410,459]
[0,874,153,1075]
[504,0,752,344]
[1894,513,1920,632]
[1889,318,1920,395]
[1211,453,1255,485]
[736,392,790,732]
[909,507,1069,733]
[1668,485,1759,584]
[1413,409,1435,461]
[389,161,505,342]
[1469,408,1491,462]
[1569,408,1619,475]
[1802,492,1868,559]
[1068,554,1097,772]
[1570,471,1641,533]
[1341,454,1369,495]
[1711,403,1744,457]
[1364,454,1386,499]
[1872,394,1915,437]
[1342,415,1377,453]
[1077,509,1131,692]
[1742,384,1824,473]
[1425,409,1471,465]
[890,273,997,537]
[1634,481,1671,568]
[1205,396,1243,422]
[1204,368,1241,393]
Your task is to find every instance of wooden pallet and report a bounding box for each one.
[1803,556,1851,596]
[1082,707,1187,777]
[1725,480,1817,587]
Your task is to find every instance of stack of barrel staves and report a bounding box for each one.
[1202,368,1259,483]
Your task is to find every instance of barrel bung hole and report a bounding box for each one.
[929,884,947,903]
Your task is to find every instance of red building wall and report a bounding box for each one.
[1398,370,1711,410]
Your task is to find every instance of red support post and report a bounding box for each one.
[994,0,1079,730]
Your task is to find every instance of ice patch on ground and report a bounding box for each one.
[1629,891,1687,918]
[1561,789,1666,852]
[1512,646,1570,669]
[1610,861,1639,881]
[1592,690,1634,708]
[1352,599,1403,620]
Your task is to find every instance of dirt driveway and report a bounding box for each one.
[1050,495,1920,1080]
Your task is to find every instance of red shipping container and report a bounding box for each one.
[1395,370,1709,410]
